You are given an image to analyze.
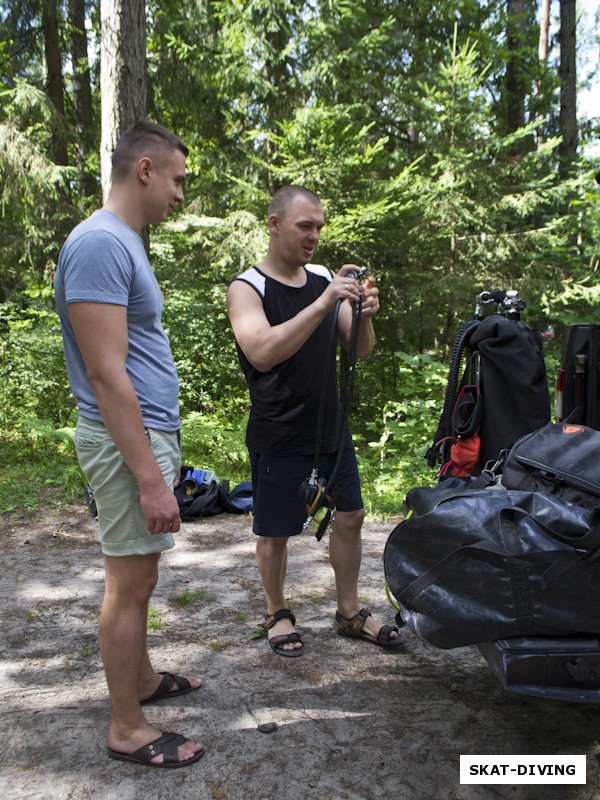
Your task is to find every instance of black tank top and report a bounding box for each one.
[234,265,340,456]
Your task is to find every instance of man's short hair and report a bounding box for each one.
[111,120,189,181]
[268,185,321,221]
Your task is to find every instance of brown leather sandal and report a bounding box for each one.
[264,608,304,658]
[335,607,404,649]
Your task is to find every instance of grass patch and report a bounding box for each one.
[169,587,215,607]
[250,623,266,640]
[295,587,328,603]
[79,643,93,659]
[147,607,164,630]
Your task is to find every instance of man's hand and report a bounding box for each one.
[140,482,181,534]
[330,266,379,318]
[325,264,365,309]
[359,275,380,319]
[334,267,379,358]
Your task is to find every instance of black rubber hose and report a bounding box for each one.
[426,317,480,467]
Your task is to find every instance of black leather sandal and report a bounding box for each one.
[264,608,304,658]
[108,731,204,769]
[140,671,201,705]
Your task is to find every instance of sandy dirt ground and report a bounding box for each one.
[1,504,600,800]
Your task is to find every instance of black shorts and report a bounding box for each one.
[249,440,363,537]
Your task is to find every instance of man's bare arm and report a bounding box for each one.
[227,266,365,372]
[68,301,180,534]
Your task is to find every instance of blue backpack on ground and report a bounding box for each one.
[218,480,253,514]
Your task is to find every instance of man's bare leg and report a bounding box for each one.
[256,535,302,652]
[101,553,204,764]
[329,509,400,641]
[136,618,203,703]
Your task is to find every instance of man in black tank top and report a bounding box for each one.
[227,185,404,657]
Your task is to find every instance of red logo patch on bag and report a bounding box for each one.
[563,425,584,435]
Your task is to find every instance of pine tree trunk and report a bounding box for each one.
[68,0,97,199]
[506,0,527,146]
[538,0,550,61]
[42,0,68,166]
[100,0,146,201]
[536,0,551,146]
[559,0,578,177]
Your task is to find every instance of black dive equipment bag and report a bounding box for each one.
[501,422,600,512]
[426,290,550,479]
[384,481,600,649]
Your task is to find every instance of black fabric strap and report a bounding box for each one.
[396,538,583,606]
[396,500,596,607]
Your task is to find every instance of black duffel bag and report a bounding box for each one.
[501,421,600,511]
[384,484,600,649]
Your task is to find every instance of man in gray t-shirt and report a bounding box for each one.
[56,208,180,431]
[54,122,204,769]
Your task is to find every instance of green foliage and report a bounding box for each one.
[153,211,266,416]
[542,276,600,327]
[263,103,398,245]
[250,623,267,640]
[0,422,83,515]
[0,97,78,298]
[180,412,250,483]
[360,352,448,515]
[147,607,164,630]
[391,32,584,353]
[0,286,74,428]
[162,281,244,415]
[538,173,600,331]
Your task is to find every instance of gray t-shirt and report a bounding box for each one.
[54,209,180,431]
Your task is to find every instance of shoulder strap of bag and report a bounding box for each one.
[507,504,600,551]
[396,505,594,606]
